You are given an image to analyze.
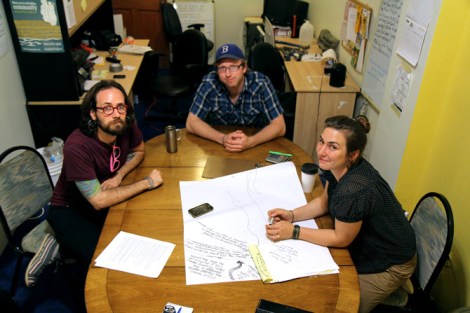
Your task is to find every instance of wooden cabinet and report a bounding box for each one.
[112,0,169,67]
[2,0,114,101]
[286,61,359,158]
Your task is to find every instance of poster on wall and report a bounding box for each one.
[340,0,372,73]
[8,0,64,53]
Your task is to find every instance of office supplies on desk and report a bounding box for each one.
[275,39,310,50]
[106,56,121,63]
[280,46,306,61]
[301,49,336,62]
[265,151,292,163]
[118,44,152,55]
[301,53,322,62]
[109,63,123,72]
[91,69,108,80]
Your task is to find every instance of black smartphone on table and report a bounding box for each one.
[188,203,214,218]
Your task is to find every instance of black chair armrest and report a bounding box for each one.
[188,23,205,30]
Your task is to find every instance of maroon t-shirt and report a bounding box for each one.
[50,122,143,219]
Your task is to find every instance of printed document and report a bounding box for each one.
[95,231,175,278]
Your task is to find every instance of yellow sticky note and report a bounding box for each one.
[248,244,273,283]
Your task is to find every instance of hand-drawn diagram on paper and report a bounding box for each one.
[180,162,339,285]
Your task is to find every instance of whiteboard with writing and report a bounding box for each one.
[177,0,214,43]
[362,0,403,110]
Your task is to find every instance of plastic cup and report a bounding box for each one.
[301,163,318,193]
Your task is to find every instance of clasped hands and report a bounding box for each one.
[265,208,295,242]
[222,130,254,152]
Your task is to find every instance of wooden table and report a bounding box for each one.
[85,127,359,313]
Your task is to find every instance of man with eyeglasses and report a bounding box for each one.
[41,81,163,298]
[186,43,286,152]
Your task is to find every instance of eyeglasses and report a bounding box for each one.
[95,104,128,116]
[110,145,121,173]
[216,64,244,73]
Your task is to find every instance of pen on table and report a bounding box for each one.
[269,150,292,157]
[177,307,182,313]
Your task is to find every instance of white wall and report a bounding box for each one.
[0,3,34,253]
[213,0,263,51]
[307,0,441,188]
[0,4,33,151]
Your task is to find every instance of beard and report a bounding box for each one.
[96,116,129,136]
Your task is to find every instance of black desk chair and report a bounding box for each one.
[161,2,214,62]
[248,42,296,140]
[145,29,209,123]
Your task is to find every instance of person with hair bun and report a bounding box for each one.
[266,115,416,313]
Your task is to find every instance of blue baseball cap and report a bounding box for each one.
[215,44,245,62]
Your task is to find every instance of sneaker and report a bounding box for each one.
[25,233,60,287]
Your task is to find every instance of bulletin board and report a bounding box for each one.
[361,0,404,111]
[341,0,372,73]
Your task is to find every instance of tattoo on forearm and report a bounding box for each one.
[76,179,100,199]
[126,152,136,162]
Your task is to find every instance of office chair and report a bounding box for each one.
[161,2,214,62]
[0,146,55,297]
[145,28,209,123]
[248,42,296,140]
[379,192,454,312]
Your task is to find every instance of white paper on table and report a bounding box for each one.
[180,162,339,285]
[95,231,175,278]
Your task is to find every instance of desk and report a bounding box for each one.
[26,40,149,148]
[85,127,359,313]
[277,38,360,158]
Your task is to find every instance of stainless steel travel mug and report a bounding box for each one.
[165,125,179,153]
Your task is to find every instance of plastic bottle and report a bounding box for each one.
[299,20,314,46]
[49,137,64,163]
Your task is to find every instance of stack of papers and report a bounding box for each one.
[95,231,175,278]
[118,44,152,55]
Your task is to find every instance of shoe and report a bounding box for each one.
[25,233,60,287]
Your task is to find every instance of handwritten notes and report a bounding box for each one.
[180,162,338,285]
[362,0,404,109]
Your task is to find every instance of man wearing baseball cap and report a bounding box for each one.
[186,43,286,152]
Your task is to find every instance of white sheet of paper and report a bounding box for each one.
[95,231,175,278]
[180,162,338,285]
[62,0,77,29]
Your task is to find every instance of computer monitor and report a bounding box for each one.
[262,0,297,26]
[263,17,276,47]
